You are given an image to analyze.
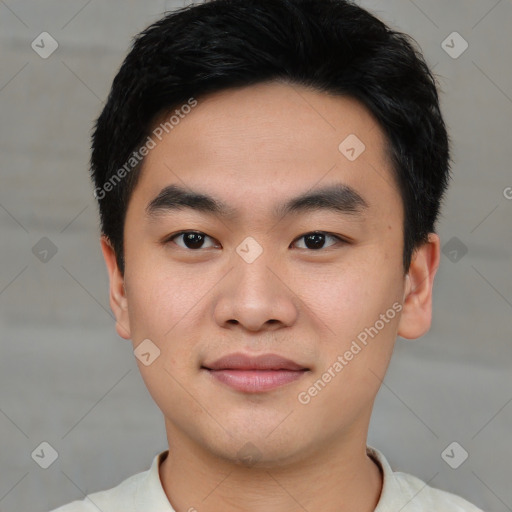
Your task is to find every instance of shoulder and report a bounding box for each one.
[367,446,484,512]
[393,470,485,511]
[48,467,148,512]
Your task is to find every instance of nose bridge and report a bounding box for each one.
[232,239,280,303]
[212,238,298,331]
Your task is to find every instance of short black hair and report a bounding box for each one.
[91,0,451,275]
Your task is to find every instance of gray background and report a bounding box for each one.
[1,1,511,511]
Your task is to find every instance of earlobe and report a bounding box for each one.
[100,236,131,340]
[397,233,441,340]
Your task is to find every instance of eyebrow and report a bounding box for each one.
[145,182,368,221]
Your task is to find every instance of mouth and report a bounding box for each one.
[201,352,309,393]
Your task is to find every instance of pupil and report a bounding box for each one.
[184,232,204,249]
[305,232,325,250]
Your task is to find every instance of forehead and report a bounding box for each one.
[130,81,402,223]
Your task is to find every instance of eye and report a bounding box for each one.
[164,230,347,251]
[291,231,345,250]
[165,231,219,250]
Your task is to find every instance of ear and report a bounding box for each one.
[397,233,441,340]
[100,235,131,340]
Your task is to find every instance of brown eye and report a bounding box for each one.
[292,231,344,250]
[167,231,218,250]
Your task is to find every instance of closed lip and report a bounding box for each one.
[202,352,308,371]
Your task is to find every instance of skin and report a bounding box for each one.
[101,81,440,512]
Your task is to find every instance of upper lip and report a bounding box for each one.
[203,352,308,371]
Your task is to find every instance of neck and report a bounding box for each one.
[159,422,383,512]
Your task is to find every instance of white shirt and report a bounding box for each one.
[50,446,484,511]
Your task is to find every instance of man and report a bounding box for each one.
[51,0,484,510]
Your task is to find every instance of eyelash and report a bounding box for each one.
[163,230,349,251]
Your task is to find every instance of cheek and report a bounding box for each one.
[295,261,379,329]
[124,259,221,380]
[124,266,207,414]
[295,268,401,419]
[125,259,203,339]
[298,256,402,357]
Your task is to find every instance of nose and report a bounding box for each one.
[212,250,299,332]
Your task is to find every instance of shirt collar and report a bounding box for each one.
[367,445,406,510]
[141,446,403,511]
[135,450,176,511]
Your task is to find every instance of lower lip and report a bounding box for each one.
[205,369,307,393]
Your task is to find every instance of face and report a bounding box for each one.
[102,81,439,467]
